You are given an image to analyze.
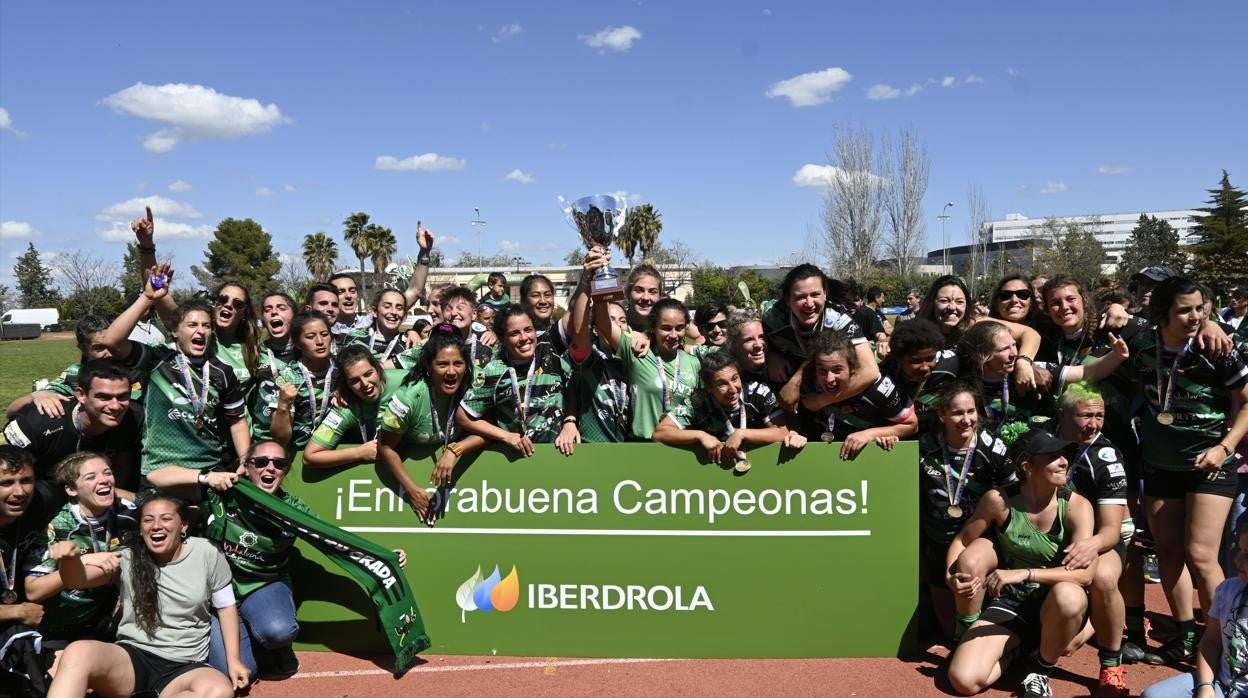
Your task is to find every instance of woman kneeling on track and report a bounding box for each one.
[945,428,1097,698]
[47,494,249,698]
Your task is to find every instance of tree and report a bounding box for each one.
[120,243,143,298]
[1188,170,1248,293]
[965,184,992,296]
[13,242,59,307]
[277,254,312,299]
[202,218,280,294]
[689,265,777,308]
[564,248,586,266]
[0,285,13,316]
[366,224,398,277]
[881,128,929,278]
[454,250,514,268]
[646,239,697,267]
[1033,218,1106,288]
[821,123,886,278]
[59,286,126,324]
[302,232,339,281]
[1116,214,1186,284]
[342,212,372,298]
[623,204,664,263]
[50,250,120,320]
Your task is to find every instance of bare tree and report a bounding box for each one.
[51,250,117,295]
[964,184,991,296]
[882,128,929,277]
[276,253,312,296]
[821,123,886,278]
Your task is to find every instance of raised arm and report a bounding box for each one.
[568,247,610,358]
[593,293,625,353]
[103,263,173,362]
[402,222,434,308]
[132,208,178,328]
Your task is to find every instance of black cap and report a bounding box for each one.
[1130,266,1176,284]
[1015,429,1075,460]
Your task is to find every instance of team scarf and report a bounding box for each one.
[228,480,429,672]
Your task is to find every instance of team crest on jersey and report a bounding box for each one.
[474,370,486,388]
[878,376,895,396]
[1107,463,1126,478]
[1097,447,1118,463]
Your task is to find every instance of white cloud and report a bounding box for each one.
[374,153,466,172]
[1007,67,1022,78]
[503,168,536,185]
[284,184,297,192]
[492,23,523,43]
[437,235,462,246]
[904,83,926,97]
[1,221,38,239]
[1039,180,1069,195]
[98,219,214,242]
[256,187,275,197]
[499,239,522,252]
[608,190,644,205]
[941,76,956,88]
[100,82,290,153]
[96,195,203,222]
[1098,165,1131,175]
[964,74,985,84]
[762,8,772,15]
[0,107,27,137]
[766,68,853,107]
[578,25,642,52]
[499,239,558,254]
[792,164,888,189]
[866,84,901,101]
[168,179,192,192]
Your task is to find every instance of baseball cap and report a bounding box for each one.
[1130,266,1176,284]
[1014,429,1074,460]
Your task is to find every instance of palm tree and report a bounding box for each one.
[625,204,663,263]
[302,232,338,281]
[342,212,371,298]
[367,225,398,283]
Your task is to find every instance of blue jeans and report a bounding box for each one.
[1141,672,1225,698]
[1220,471,1248,578]
[208,581,299,675]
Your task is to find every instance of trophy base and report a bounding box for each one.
[590,276,624,300]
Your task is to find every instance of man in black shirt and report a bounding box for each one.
[3,361,142,497]
[0,447,50,696]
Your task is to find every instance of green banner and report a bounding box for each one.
[285,442,918,659]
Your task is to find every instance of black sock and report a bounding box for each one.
[1178,618,1197,645]
[1034,654,1056,676]
[1125,606,1146,643]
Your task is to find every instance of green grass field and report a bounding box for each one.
[0,337,79,416]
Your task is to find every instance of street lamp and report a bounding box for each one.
[470,207,487,261]
[938,202,955,272]
[512,256,526,273]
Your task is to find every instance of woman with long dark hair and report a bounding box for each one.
[207,281,260,386]
[380,328,487,511]
[267,311,336,449]
[989,274,1041,326]
[303,345,406,469]
[47,494,250,697]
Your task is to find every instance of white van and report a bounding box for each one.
[1,308,60,330]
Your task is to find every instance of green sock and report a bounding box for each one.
[1125,606,1146,643]
[1178,619,1197,646]
[954,612,980,640]
[1098,647,1123,668]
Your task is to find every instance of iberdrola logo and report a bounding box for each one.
[456,565,519,623]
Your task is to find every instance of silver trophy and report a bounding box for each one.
[564,194,626,298]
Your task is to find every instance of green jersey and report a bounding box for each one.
[311,369,408,448]
[759,298,866,385]
[30,499,137,639]
[278,360,336,450]
[615,332,701,440]
[247,351,296,442]
[136,343,246,475]
[461,340,571,442]
[379,378,460,448]
[204,487,314,598]
[571,345,633,443]
[211,334,252,386]
[393,330,493,370]
[1117,332,1248,470]
[38,360,145,401]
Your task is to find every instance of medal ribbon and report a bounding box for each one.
[1067,438,1100,484]
[177,353,211,423]
[507,357,537,434]
[724,398,749,462]
[1,525,18,599]
[1155,333,1192,419]
[298,361,335,422]
[653,352,681,413]
[428,387,457,449]
[371,328,402,364]
[942,434,977,512]
[1058,330,1086,367]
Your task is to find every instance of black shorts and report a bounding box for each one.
[120,643,210,696]
[980,584,1050,648]
[921,539,952,588]
[1143,461,1238,499]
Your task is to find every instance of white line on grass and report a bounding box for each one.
[342,527,871,537]
[292,657,679,679]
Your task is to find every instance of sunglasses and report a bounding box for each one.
[995,289,1032,302]
[700,320,728,331]
[215,296,247,311]
[248,456,289,470]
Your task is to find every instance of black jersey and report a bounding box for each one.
[1066,433,1129,509]
[799,373,914,441]
[919,430,1016,546]
[3,403,143,490]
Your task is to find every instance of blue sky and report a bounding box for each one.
[2,1,1246,290]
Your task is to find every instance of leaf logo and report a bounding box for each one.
[456,564,519,622]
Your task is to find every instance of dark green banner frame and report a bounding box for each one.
[284,442,918,659]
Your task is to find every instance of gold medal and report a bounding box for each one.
[820,432,837,444]
[946,505,964,519]
[0,590,17,605]
[734,459,752,474]
[1157,412,1174,425]
[195,414,205,431]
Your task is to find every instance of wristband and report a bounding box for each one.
[1027,568,1035,583]
[562,416,578,424]
[1195,681,1216,689]
[138,244,156,253]
[1016,355,1034,364]
[1214,443,1233,457]
[446,441,464,457]
[198,472,209,485]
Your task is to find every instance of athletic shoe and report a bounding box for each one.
[1121,640,1164,665]
[259,646,300,681]
[1157,636,1196,665]
[1143,553,1161,583]
[1094,665,1129,698]
[1021,672,1053,698]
